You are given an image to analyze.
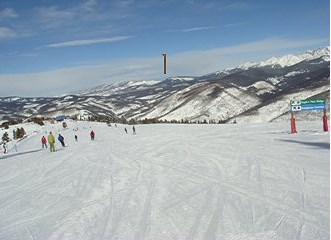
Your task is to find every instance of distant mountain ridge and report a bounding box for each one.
[228,47,330,70]
[0,47,329,123]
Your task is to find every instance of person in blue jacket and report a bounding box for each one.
[58,134,65,147]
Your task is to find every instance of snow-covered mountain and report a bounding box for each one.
[227,46,330,70]
[0,47,329,123]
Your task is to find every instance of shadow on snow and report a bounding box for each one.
[0,149,44,160]
[278,139,330,150]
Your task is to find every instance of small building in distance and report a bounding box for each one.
[55,115,68,122]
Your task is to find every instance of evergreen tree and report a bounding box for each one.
[16,128,22,138]
[2,132,9,142]
[120,117,127,124]
[20,127,26,137]
[128,118,137,125]
[16,127,26,139]
[31,117,44,126]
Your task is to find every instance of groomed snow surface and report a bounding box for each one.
[0,121,329,240]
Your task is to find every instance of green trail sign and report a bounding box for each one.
[300,99,326,105]
[290,98,326,106]
[290,98,327,112]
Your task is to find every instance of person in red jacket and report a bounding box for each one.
[90,130,95,140]
[41,136,47,149]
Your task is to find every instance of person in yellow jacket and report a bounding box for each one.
[47,132,56,152]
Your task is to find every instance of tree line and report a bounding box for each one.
[83,116,228,125]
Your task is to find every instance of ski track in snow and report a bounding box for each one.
[0,121,329,240]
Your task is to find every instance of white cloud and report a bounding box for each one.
[167,26,214,33]
[223,2,251,10]
[0,8,18,20]
[0,37,328,97]
[34,6,75,28]
[225,22,244,28]
[43,36,133,48]
[0,58,162,97]
[0,27,17,40]
[204,37,329,55]
[81,0,98,11]
[182,26,214,32]
[118,0,135,7]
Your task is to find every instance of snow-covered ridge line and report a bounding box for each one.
[169,77,195,81]
[219,46,330,73]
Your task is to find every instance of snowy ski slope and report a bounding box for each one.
[0,121,329,240]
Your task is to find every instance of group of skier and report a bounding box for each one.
[41,132,60,152]
[41,130,96,152]
[40,125,136,152]
[2,124,137,154]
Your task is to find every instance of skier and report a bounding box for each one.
[132,126,136,135]
[41,136,47,148]
[74,135,78,141]
[2,142,7,154]
[58,134,65,147]
[124,128,128,134]
[90,130,95,140]
[48,132,56,152]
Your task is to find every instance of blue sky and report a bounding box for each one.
[0,0,329,97]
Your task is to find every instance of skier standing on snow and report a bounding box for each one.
[41,136,47,149]
[58,134,65,147]
[2,142,7,154]
[90,130,95,140]
[48,132,56,152]
[132,126,136,135]
[75,135,78,141]
[124,128,127,134]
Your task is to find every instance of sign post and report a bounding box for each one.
[290,98,328,133]
[323,109,329,132]
[290,112,297,134]
[162,53,167,74]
